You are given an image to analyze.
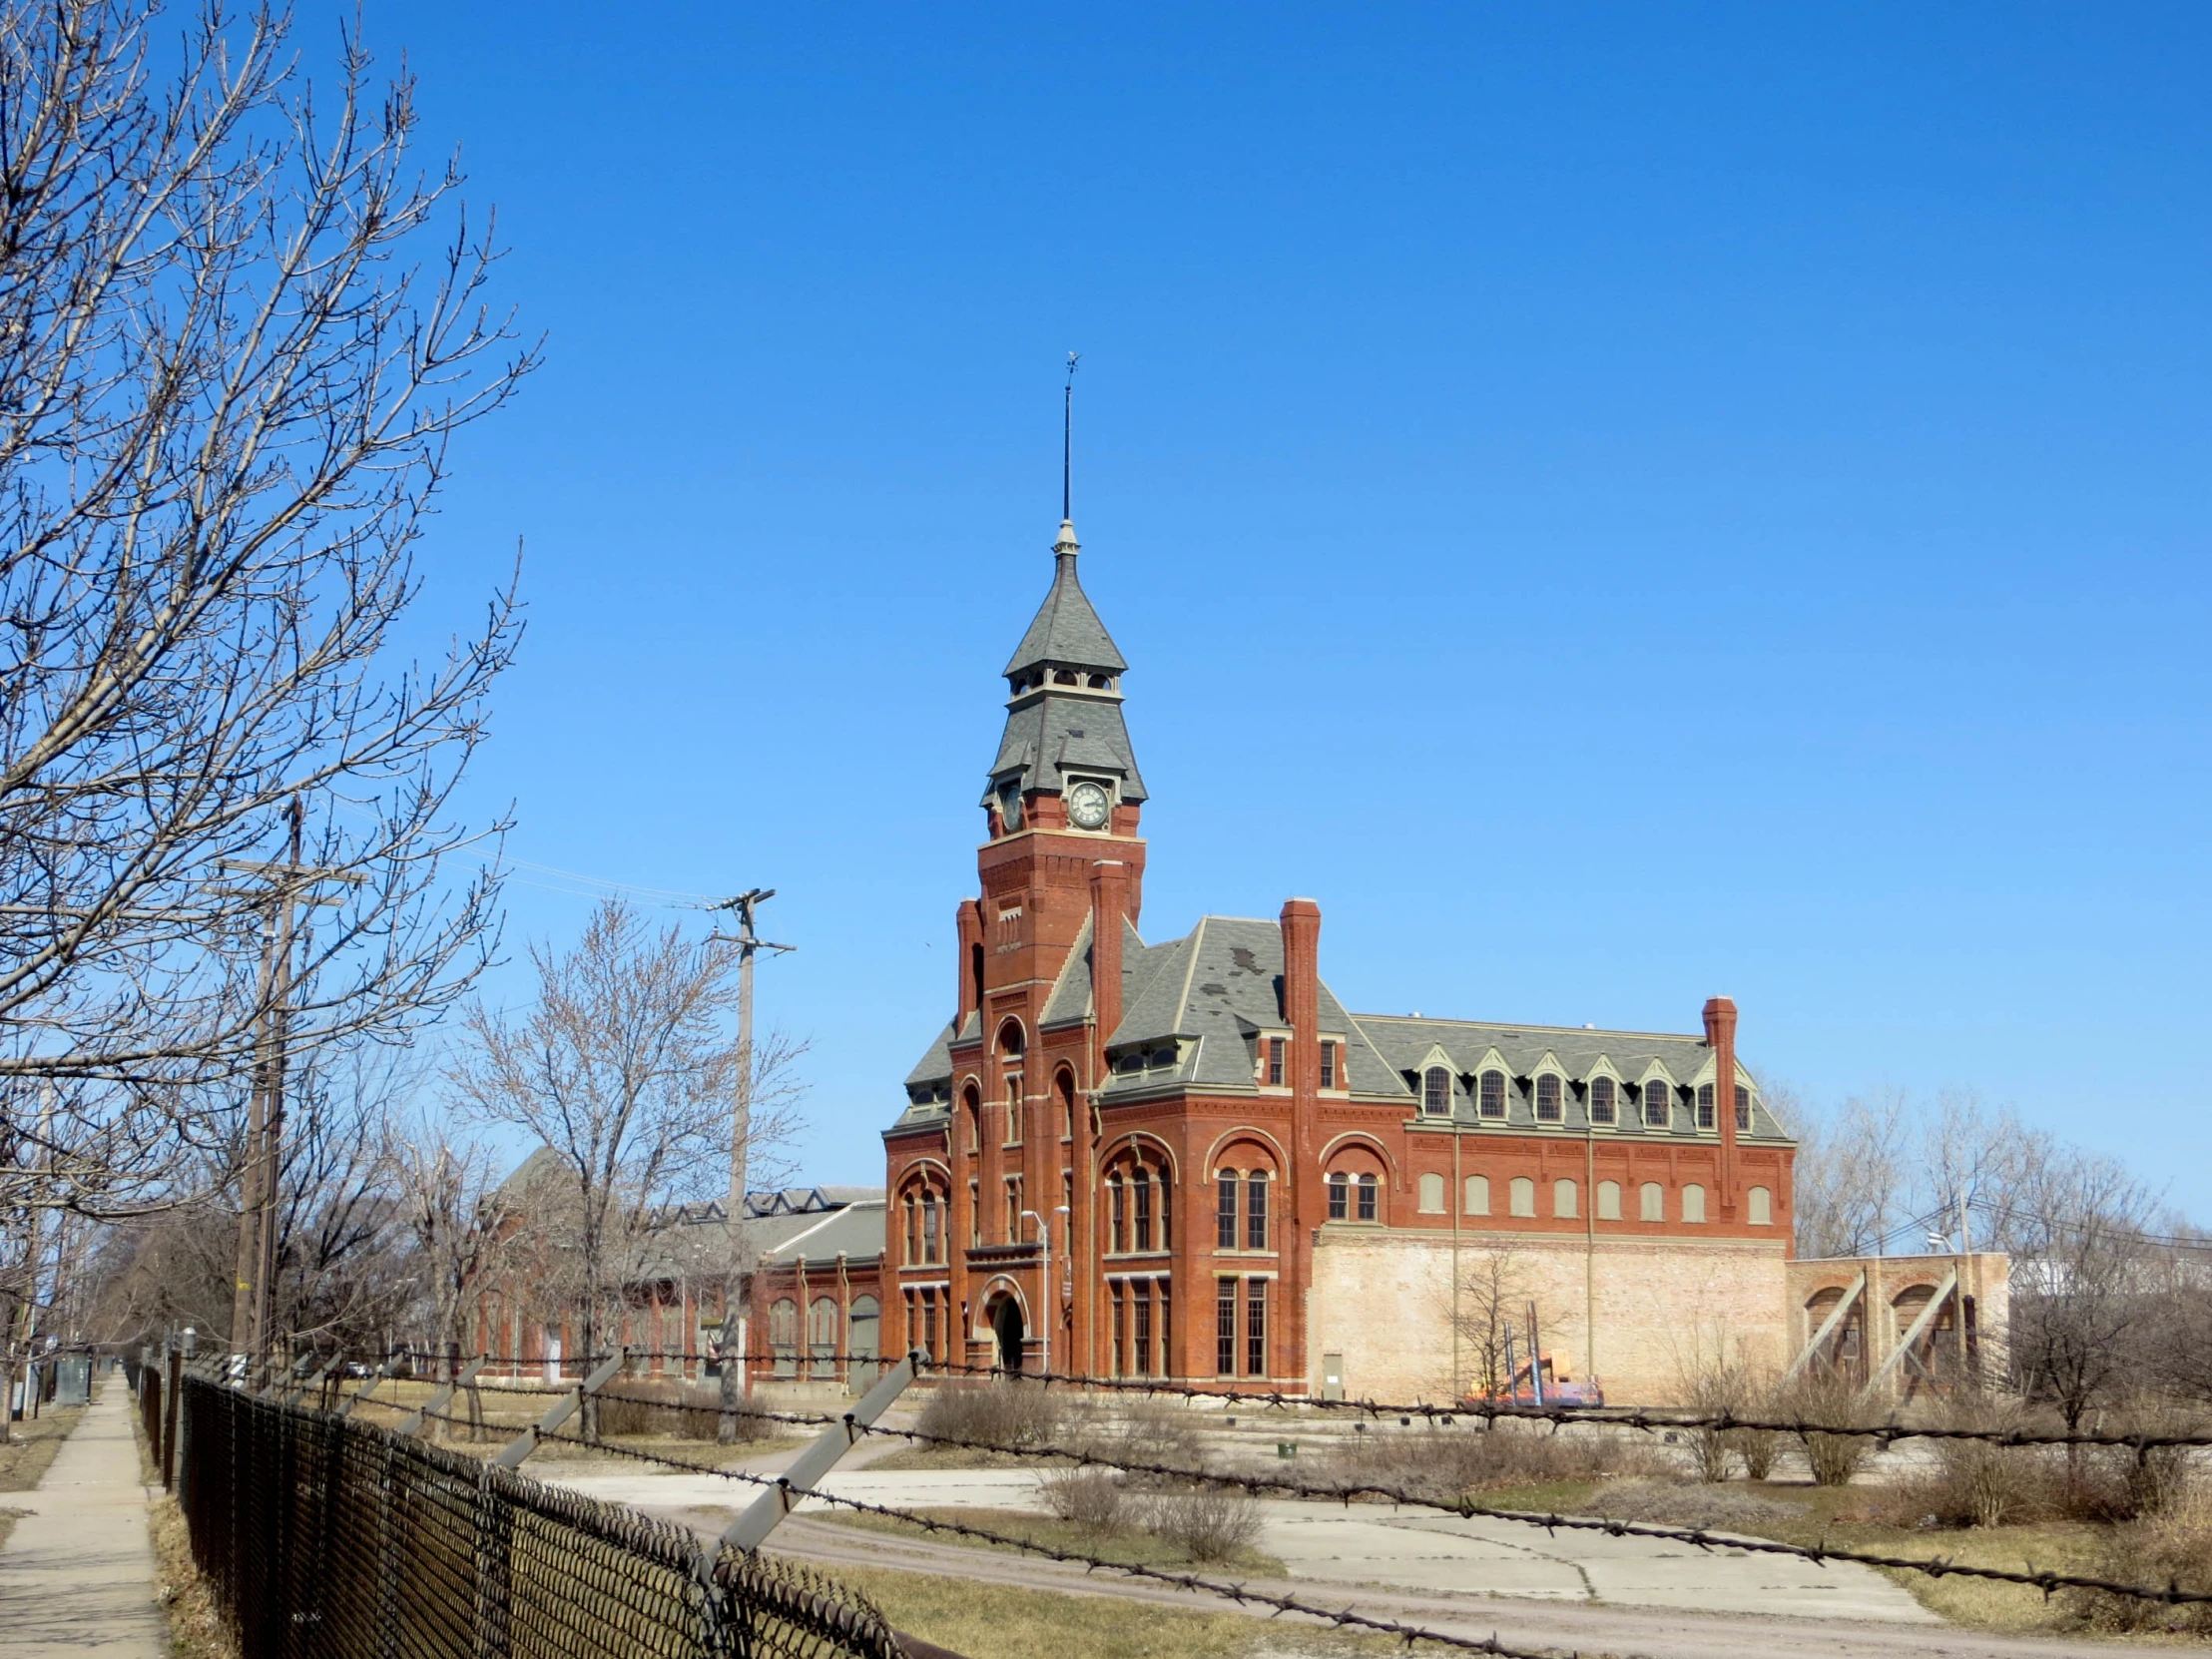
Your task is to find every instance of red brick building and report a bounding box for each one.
[881,518,1813,1403]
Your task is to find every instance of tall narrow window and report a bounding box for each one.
[1356,1172,1379,1222]
[903,1197,917,1263]
[1134,1172,1154,1251]
[1642,1082,1670,1127]
[1479,1070,1506,1119]
[1006,1178,1021,1240]
[1217,1173,1238,1249]
[1696,1084,1715,1129]
[1110,1283,1125,1376]
[1246,1279,1268,1377]
[1158,1283,1172,1376]
[1327,1172,1349,1221]
[1422,1067,1450,1116]
[1110,1178,1125,1253]
[921,1291,937,1361]
[1006,1073,1023,1142]
[1589,1077,1616,1125]
[1246,1174,1269,1250]
[1735,1084,1751,1131]
[968,1179,980,1245]
[1535,1074,1563,1122]
[922,1197,940,1264]
[1320,1042,1338,1089]
[1159,1177,1172,1250]
[1133,1282,1153,1378]
[1266,1037,1286,1086]
[1216,1280,1237,1375]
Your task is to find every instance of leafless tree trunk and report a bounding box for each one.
[1445,1246,1527,1401]
[447,901,800,1435]
[0,0,531,1283]
[390,1106,503,1436]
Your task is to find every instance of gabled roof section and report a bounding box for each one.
[984,694,1147,803]
[1002,522,1127,676]
[1096,915,1413,1100]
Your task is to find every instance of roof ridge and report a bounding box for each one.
[1354,1012,1704,1041]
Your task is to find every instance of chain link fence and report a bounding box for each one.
[178,1375,912,1659]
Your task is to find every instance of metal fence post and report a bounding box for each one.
[164,1345,182,1492]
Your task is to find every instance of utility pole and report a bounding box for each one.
[221,800,362,1368]
[703,887,792,1437]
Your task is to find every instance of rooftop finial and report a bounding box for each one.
[1062,349,1080,527]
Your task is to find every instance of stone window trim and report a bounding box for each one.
[1638,1075,1675,1129]
[1420,1065,1452,1117]
[1534,1071,1564,1123]
[1477,1069,1508,1120]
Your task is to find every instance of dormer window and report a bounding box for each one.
[1735,1083,1751,1131]
[1535,1074,1563,1122]
[1696,1083,1715,1129]
[1590,1077,1616,1125]
[1642,1081,1671,1127]
[1478,1070,1506,1119]
[1421,1067,1450,1116]
[1319,1042,1339,1089]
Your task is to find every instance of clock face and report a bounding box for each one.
[1067,781,1112,830]
[998,786,1022,831]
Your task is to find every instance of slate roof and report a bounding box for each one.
[895,914,1792,1144]
[1002,523,1126,676]
[984,691,1147,805]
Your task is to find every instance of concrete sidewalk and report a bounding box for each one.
[0,1379,165,1657]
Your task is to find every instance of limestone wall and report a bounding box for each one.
[1306,1224,1792,1407]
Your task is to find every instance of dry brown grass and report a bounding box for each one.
[815,1503,1285,1576]
[0,1402,84,1490]
[148,1489,235,1659]
[793,1558,1400,1659]
[1326,1419,1662,1501]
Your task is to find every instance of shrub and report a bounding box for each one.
[594,1379,766,1441]
[1327,1418,1660,1502]
[1073,1397,1203,1476]
[1141,1484,1265,1564]
[1784,1369,1873,1487]
[915,1381,1063,1450]
[2068,1480,2212,1634]
[1038,1466,1125,1533]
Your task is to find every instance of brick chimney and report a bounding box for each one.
[955,898,984,1027]
[1090,861,1128,1073]
[1704,995,1739,1219]
[1279,898,1322,1116]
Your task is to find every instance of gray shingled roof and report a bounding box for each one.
[983,692,1148,806]
[1001,526,1126,676]
[892,913,1791,1145]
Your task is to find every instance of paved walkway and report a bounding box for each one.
[0,1381,164,1658]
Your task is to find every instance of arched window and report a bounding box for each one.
[1327,1171,1349,1221]
[1246,1172,1270,1248]
[1534,1074,1563,1122]
[1417,1172,1445,1213]
[1682,1183,1707,1224]
[1057,1069,1078,1140]
[1463,1174,1490,1216]
[1006,1071,1024,1143]
[1696,1083,1715,1129]
[1133,1170,1154,1250]
[1735,1084,1751,1131]
[1508,1176,1535,1217]
[1642,1081,1670,1128]
[1356,1172,1379,1222]
[809,1296,839,1352]
[1421,1067,1450,1116]
[1217,1172,1238,1248]
[1478,1070,1506,1119]
[848,1296,881,1384]
[1748,1185,1773,1226]
[1639,1181,1664,1221]
[1109,1176,1126,1253]
[963,1083,983,1152]
[1553,1178,1577,1218]
[921,1191,941,1263]
[1597,1180,1621,1221]
[996,1017,1025,1057]
[771,1298,800,1377]
[1589,1077,1616,1125]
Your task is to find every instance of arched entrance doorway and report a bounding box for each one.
[990,1294,1025,1374]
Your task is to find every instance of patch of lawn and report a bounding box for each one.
[0,1403,84,1491]
[860,1442,1045,1472]
[796,1559,1401,1659]
[815,1503,1286,1576]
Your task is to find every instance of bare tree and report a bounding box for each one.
[1788,1086,1913,1258]
[389,1103,503,1431]
[0,0,530,1239]
[1445,1245,1527,1401]
[447,901,800,1420]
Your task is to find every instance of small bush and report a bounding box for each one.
[1038,1466,1125,1533]
[1141,1484,1265,1564]
[1784,1369,1873,1487]
[915,1381,1064,1450]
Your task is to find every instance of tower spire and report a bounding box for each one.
[1062,350,1080,526]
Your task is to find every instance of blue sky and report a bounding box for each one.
[361,4,2212,1212]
